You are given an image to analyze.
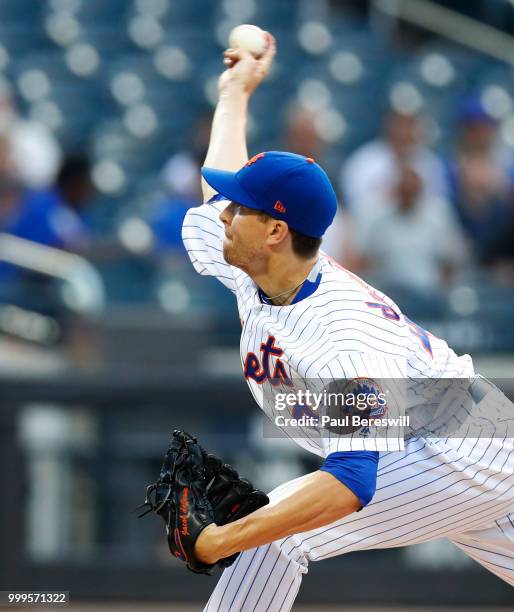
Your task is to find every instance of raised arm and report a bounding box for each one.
[201,34,276,202]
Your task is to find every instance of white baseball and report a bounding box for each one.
[228,24,267,57]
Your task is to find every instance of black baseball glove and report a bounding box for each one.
[137,430,269,574]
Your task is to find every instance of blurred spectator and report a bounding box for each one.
[0,129,15,179]
[0,178,21,232]
[446,98,514,259]
[340,109,448,226]
[354,165,467,297]
[5,154,94,251]
[0,76,61,189]
[0,132,21,228]
[320,206,363,270]
[0,155,94,311]
[281,103,358,264]
[282,104,326,163]
[150,152,202,251]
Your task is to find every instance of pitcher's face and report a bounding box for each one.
[219,202,269,273]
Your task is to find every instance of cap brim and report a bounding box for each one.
[201,167,262,211]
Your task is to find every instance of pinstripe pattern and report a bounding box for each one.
[183,201,514,609]
[450,512,514,585]
[182,200,477,453]
[204,437,514,610]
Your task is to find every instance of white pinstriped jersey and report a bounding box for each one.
[182,199,476,455]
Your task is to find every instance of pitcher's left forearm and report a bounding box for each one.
[195,470,360,564]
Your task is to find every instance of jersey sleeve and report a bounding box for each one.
[317,352,407,453]
[181,195,237,292]
[320,450,379,508]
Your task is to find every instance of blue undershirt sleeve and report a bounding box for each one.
[320,450,379,509]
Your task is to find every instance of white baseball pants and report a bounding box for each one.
[204,434,514,611]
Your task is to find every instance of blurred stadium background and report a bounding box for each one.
[0,0,513,608]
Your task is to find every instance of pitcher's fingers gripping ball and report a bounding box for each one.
[228,24,267,58]
[138,430,269,574]
[219,31,275,95]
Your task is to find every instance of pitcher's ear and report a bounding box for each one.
[267,220,289,246]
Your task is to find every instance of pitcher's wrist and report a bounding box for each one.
[219,80,252,101]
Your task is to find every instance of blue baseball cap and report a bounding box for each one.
[201,151,337,238]
[457,96,496,125]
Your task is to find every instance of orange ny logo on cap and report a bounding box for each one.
[274,200,286,213]
[245,153,266,167]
